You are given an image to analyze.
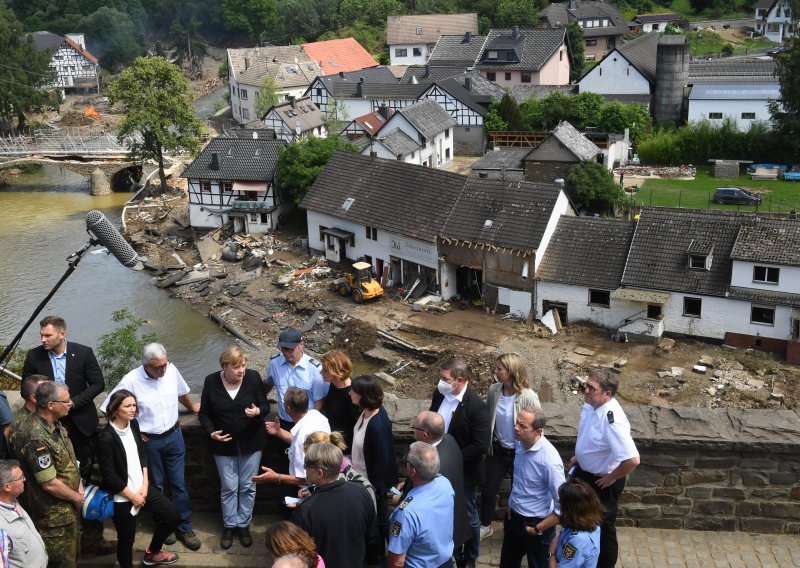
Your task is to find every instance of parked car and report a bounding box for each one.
[768,46,789,55]
[712,187,762,205]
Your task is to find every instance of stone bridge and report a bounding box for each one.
[0,157,141,194]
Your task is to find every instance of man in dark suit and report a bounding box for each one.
[430,358,490,568]
[22,315,105,481]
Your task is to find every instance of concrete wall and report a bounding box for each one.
[579,53,651,96]
[731,261,800,295]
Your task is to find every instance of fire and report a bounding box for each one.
[84,105,101,120]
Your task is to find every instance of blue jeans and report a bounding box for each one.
[145,429,192,532]
[213,451,262,528]
[454,485,480,564]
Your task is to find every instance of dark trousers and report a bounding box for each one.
[62,417,94,481]
[480,448,515,525]
[376,489,390,543]
[499,511,555,568]
[112,487,180,568]
[573,464,625,568]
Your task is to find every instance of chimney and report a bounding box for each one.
[512,26,519,39]
[464,31,472,43]
[378,104,389,119]
[569,0,577,9]
[423,65,430,78]
[244,57,250,70]
[356,77,364,98]
[339,71,345,78]
[464,77,471,91]
[210,153,219,171]
[289,96,296,108]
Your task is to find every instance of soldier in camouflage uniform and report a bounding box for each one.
[13,382,83,568]
[7,375,48,459]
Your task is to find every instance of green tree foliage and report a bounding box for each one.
[770,2,800,159]
[223,0,278,42]
[108,57,203,190]
[484,101,508,132]
[317,22,387,57]
[495,0,541,27]
[255,77,280,118]
[567,160,624,214]
[97,309,157,389]
[0,2,55,131]
[170,17,209,77]
[498,91,524,130]
[598,101,650,144]
[276,138,358,205]
[414,0,459,13]
[218,59,229,81]
[564,22,585,83]
[80,6,147,71]
[338,0,404,28]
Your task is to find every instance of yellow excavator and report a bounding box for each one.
[337,261,384,303]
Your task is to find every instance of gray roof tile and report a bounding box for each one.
[394,99,457,139]
[617,31,660,84]
[731,220,800,266]
[377,128,421,156]
[478,28,567,71]
[229,46,321,89]
[429,33,488,66]
[539,1,628,38]
[181,137,284,181]
[510,84,576,104]
[471,148,531,171]
[537,216,636,288]
[386,13,479,45]
[525,121,600,162]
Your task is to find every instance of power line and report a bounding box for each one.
[0,76,53,90]
[0,62,54,80]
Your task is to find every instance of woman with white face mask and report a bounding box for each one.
[479,353,541,541]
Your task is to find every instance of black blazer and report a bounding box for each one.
[198,369,269,456]
[430,386,490,487]
[96,419,147,496]
[23,342,105,437]
[361,405,398,494]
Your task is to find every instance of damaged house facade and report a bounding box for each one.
[182,136,288,234]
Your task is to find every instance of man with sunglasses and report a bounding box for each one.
[101,343,201,551]
[0,459,48,568]
[569,369,640,568]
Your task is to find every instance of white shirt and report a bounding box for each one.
[100,364,190,434]
[495,393,516,448]
[288,409,330,478]
[508,435,565,518]
[351,411,375,477]
[575,397,639,475]
[437,386,466,433]
[110,422,144,503]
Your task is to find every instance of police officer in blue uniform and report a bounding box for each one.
[388,442,454,568]
[547,479,603,568]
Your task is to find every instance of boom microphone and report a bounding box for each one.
[85,210,143,270]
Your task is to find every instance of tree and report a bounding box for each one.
[276,138,358,205]
[170,17,208,77]
[97,309,157,389]
[337,0,404,28]
[598,101,651,144]
[494,0,541,27]
[498,91,524,130]
[564,22,585,84]
[769,1,800,158]
[484,101,508,132]
[80,6,147,72]
[567,160,624,215]
[108,57,203,190]
[0,2,55,131]
[255,77,280,118]
[222,0,278,42]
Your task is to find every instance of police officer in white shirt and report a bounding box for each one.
[569,369,640,568]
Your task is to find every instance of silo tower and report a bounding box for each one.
[654,34,690,127]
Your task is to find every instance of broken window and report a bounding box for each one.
[588,289,611,308]
[751,304,775,325]
[753,265,779,284]
[647,304,662,319]
[683,297,702,317]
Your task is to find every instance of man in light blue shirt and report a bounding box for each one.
[500,407,565,568]
[388,442,454,568]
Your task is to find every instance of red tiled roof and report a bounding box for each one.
[302,38,379,76]
[64,37,98,64]
[354,107,395,136]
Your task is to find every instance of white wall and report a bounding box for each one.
[389,43,430,65]
[661,293,728,339]
[340,99,375,121]
[688,98,773,131]
[532,192,574,272]
[725,300,794,340]
[731,261,800,294]
[361,142,419,164]
[579,53,651,95]
[535,282,640,326]
[439,260,458,300]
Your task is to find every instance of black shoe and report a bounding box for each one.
[164,533,177,545]
[238,526,252,547]
[220,528,234,550]
[176,529,202,551]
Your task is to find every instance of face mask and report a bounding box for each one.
[437,379,454,396]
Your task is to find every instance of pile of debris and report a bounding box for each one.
[614,164,696,178]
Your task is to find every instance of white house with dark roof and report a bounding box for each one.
[375,99,457,168]
[539,0,628,62]
[305,69,421,119]
[182,136,287,234]
[629,12,682,33]
[387,13,479,65]
[687,83,779,131]
[262,96,327,142]
[754,0,796,42]
[360,129,423,164]
[578,32,657,98]
[28,31,99,94]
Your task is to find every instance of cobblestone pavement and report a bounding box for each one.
[81,514,800,567]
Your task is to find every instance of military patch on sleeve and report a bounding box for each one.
[391,520,402,536]
[38,454,52,469]
[607,410,615,424]
[32,444,54,472]
[563,543,577,559]
[399,496,413,509]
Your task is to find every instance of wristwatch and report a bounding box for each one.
[547,552,554,559]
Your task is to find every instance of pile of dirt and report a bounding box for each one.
[59,111,97,127]
[333,319,378,358]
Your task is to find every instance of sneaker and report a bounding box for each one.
[176,529,202,551]
[238,526,252,547]
[479,524,494,540]
[143,550,179,566]
[220,528,234,550]
[163,533,176,545]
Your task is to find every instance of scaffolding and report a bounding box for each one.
[0,127,129,157]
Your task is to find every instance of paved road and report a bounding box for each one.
[79,513,800,567]
[194,86,227,120]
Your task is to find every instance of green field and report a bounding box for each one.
[628,170,800,213]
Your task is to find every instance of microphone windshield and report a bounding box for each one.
[85,210,143,270]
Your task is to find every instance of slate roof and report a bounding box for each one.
[730,220,800,267]
[27,31,66,51]
[440,178,564,252]
[621,208,747,297]
[266,97,325,130]
[393,99,457,139]
[301,152,466,242]
[539,1,628,39]
[526,121,600,162]
[428,33,489,66]
[478,28,567,72]
[376,128,422,156]
[510,84,576,104]
[181,138,284,181]
[302,38,379,76]
[754,0,778,10]
[229,46,322,89]
[471,148,530,172]
[727,287,800,307]
[617,31,660,84]
[312,74,426,100]
[423,79,490,115]
[689,83,780,101]
[688,59,778,84]
[386,13,479,45]
[537,216,636,288]
[405,68,505,103]
[323,67,402,84]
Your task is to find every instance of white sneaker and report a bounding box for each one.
[479,524,493,540]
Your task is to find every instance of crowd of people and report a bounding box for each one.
[0,315,640,568]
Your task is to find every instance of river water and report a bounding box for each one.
[0,165,235,389]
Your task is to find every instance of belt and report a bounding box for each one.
[492,439,515,456]
[142,421,180,439]
[510,510,545,523]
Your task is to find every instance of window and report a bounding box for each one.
[366,226,378,240]
[688,254,707,269]
[413,47,422,57]
[652,23,660,30]
[588,289,611,307]
[249,213,259,223]
[242,108,250,120]
[741,112,756,120]
[751,305,775,325]
[200,180,211,193]
[445,148,451,159]
[586,54,597,61]
[708,112,723,119]
[445,128,450,138]
[505,72,511,80]
[560,50,564,61]
[586,39,597,46]
[521,73,531,83]
[240,89,248,100]
[416,27,423,35]
[222,181,233,192]
[395,48,408,57]
[316,88,322,97]
[487,50,498,59]
[647,304,662,319]
[487,72,496,81]
[683,297,702,317]
[753,265,779,284]
[319,226,328,242]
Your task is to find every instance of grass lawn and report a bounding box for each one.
[630,170,800,213]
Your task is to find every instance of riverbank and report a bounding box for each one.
[120,184,800,408]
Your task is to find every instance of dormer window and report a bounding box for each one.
[686,240,713,270]
[688,254,707,269]
[416,27,422,35]
[487,50,498,59]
